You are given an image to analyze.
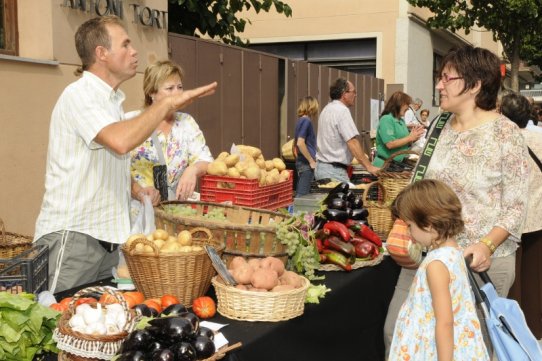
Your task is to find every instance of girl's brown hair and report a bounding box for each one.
[297,96,319,119]
[391,179,464,241]
[381,91,412,119]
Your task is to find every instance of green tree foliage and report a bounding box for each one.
[407,0,542,90]
[168,0,292,46]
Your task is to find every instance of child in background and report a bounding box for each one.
[388,179,489,361]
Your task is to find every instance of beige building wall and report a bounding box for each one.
[1,0,168,235]
[241,0,501,112]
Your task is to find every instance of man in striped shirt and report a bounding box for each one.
[34,16,217,293]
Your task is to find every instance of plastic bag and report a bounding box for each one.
[130,195,156,235]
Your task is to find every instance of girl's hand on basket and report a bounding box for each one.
[463,243,492,272]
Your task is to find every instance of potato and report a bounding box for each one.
[167,236,177,243]
[224,153,240,167]
[232,264,254,285]
[192,246,202,252]
[235,284,249,291]
[250,268,279,290]
[259,169,267,186]
[177,230,192,246]
[256,158,266,169]
[234,159,251,174]
[217,151,229,161]
[236,145,262,159]
[244,165,261,180]
[260,256,285,276]
[279,170,290,182]
[207,160,228,176]
[272,158,286,171]
[125,233,145,248]
[134,243,145,253]
[264,160,274,171]
[146,234,154,242]
[143,245,155,254]
[153,229,169,241]
[161,241,181,253]
[180,246,193,252]
[229,256,248,270]
[265,173,280,185]
[227,167,241,178]
[247,258,262,270]
[153,239,165,249]
[279,271,304,288]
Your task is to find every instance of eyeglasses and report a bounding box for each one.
[438,73,463,84]
[345,89,357,94]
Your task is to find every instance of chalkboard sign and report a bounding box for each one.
[205,246,237,286]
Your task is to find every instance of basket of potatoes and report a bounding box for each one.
[211,256,309,322]
[121,227,224,305]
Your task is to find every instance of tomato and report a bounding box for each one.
[123,291,145,305]
[192,296,216,319]
[143,299,162,313]
[161,294,180,308]
[76,297,97,306]
[50,303,66,312]
[122,293,137,309]
[59,297,73,309]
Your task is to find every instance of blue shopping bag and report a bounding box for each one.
[466,261,542,361]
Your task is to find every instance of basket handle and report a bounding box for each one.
[125,237,160,256]
[67,286,134,331]
[189,227,213,240]
[379,150,419,172]
[361,181,387,205]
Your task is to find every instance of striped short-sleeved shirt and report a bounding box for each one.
[34,72,131,244]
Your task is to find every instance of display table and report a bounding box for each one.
[46,256,400,361]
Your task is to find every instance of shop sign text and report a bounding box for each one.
[62,0,168,30]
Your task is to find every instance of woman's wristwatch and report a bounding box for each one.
[479,237,496,254]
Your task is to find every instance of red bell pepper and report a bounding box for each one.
[322,249,353,271]
[357,224,382,247]
[323,236,356,256]
[323,221,351,242]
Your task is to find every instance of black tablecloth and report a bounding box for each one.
[45,257,400,361]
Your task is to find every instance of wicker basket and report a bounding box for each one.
[378,150,418,203]
[319,252,384,271]
[362,181,394,241]
[154,201,289,267]
[121,227,223,305]
[0,218,32,269]
[53,286,137,360]
[211,275,309,322]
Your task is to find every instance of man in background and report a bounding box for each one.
[315,78,379,183]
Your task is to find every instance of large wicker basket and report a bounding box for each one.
[211,275,309,322]
[378,150,418,203]
[363,181,394,241]
[121,227,223,305]
[0,218,32,269]
[53,286,137,360]
[154,201,289,267]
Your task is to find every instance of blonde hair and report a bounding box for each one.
[297,96,319,119]
[392,179,464,242]
[74,16,125,76]
[143,60,185,107]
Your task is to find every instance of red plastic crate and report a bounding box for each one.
[201,171,293,210]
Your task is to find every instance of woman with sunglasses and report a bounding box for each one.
[384,45,530,358]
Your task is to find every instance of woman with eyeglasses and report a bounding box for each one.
[372,91,425,167]
[384,46,530,358]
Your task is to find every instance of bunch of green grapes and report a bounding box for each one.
[203,208,227,221]
[164,205,197,216]
[276,224,300,256]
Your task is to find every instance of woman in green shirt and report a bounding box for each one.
[373,91,425,167]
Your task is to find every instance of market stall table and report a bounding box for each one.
[46,256,400,361]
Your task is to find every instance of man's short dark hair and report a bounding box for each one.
[500,92,532,128]
[330,78,349,100]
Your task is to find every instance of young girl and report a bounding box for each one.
[388,179,489,361]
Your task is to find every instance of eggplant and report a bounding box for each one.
[345,208,353,218]
[326,197,346,211]
[328,182,349,196]
[179,311,200,332]
[351,195,364,210]
[311,216,327,231]
[345,190,356,204]
[161,303,188,317]
[120,329,152,354]
[134,304,153,318]
[323,208,348,223]
[151,348,175,361]
[194,326,214,341]
[149,317,194,343]
[170,342,197,361]
[147,340,164,353]
[351,208,369,220]
[192,336,216,360]
[117,350,147,361]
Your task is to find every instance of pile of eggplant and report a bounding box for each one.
[116,304,215,361]
[315,182,382,271]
